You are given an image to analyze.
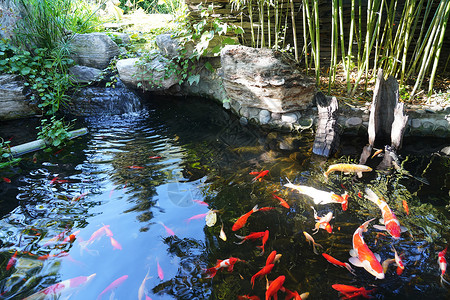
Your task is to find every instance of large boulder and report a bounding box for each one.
[116,52,180,91]
[0,74,39,120]
[220,45,316,113]
[69,33,120,69]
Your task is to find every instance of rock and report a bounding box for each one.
[106,32,131,45]
[116,52,179,91]
[156,34,182,59]
[69,65,102,84]
[440,146,450,156]
[281,112,299,123]
[259,109,271,124]
[220,45,316,114]
[0,74,38,121]
[69,33,120,69]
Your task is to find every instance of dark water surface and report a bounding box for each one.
[0,95,449,299]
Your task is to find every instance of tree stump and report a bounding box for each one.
[312,92,340,157]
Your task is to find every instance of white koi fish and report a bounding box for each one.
[284,179,348,211]
[364,188,407,239]
[349,218,384,279]
[324,163,372,178]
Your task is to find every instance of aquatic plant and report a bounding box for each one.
[36,115,75,149]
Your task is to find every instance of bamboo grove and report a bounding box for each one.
[220,0,450,99]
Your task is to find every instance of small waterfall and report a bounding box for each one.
[68,79,143,116]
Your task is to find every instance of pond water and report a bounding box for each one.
[0,95,449,299]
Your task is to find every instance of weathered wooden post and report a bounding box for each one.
[312,91,340,157]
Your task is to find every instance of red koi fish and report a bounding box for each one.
[6,251,17,271]
[235,231,266,245]
[266,250,282,266]
[392,246,405,275]
[349,218,384,279]
[192,199,208,206]
[257,230,269,255]
[158,221,175,236]
[265,275,285,300]
[49,177,69,184]
[205,257,243,278]
[97,275,128,300]
[258,207,276,212]
[251,170,269,182]
[311,206,333,234]
[331,284,375,299]
[157,260,164,280]
[2,177,11,183]
[402,199,410,215]
[238,295,260,300]
[303,231,323,255]
[38,251,69,260]
[186,212,208,223]
[62,230,80,244]
[127,165,144,169]
[281,287,309,300]
[23,273,96,300]
[149,156,162,159]
[232,205,259,231]
[438,246,449,285]
[285,179,348,211]
[364,188,407,239]
[272,193,290,209]
[322,253,355,275]
[251,264,274,288]
[72,192,88,202]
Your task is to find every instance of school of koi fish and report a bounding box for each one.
[3,158,448,299]
[202,161,449,300]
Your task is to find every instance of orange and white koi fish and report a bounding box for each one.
[303,231,323,255]
[110,237,122,250]
[349,218,384,279]
[235,231,266,244]
[266,250,282,266]
[324,163,372,178]
[392,246,405,275]
[311,206,333,234]
[62,230,80,244]
[331,284,375,299]
[364,188,407,239]
[157,260,164,280]
[219,223,227,241]
[97,275,128,300]
[257,230,269,255]
[251,263,274,288]
[265,275,285,300]
[138,268,151,300]
[272,193,290,209]
[6,251,17,271]
[251,170,269,182]
[322,253,355,275]
[284,179,348,211]
[23,273,96,300]
[438,246,449,285]
[232,205,259,231]
[281,287,309,300]
[205,257,243,278]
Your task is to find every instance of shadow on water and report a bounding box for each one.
[0,93,449,299]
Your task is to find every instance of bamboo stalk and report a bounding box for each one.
[267,0,271,48]
[302,1,309,71]
[314,0,320,84]
[329,0,338,92]
[346,0,355,93]
[290,0,298,61]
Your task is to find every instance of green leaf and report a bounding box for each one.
[204,61,214,73]
[21,67,32,75]
[187,74,200,86]
[223,37,238,45]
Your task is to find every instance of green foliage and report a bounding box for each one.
[0,138,21,169]
[37,116,74,148]
[119,0,182,14]
[0,40,73,115]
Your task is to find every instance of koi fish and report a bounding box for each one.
[272,193,290,209]
[251,264,274,288]
[311,206,333,234]
[186,212,208,223]
[103,225,113,237]
[23,273,96,300]
[2,177,11,183]
[72,192,88,202]
[371,148,383,159]
[6,251,17,271]
[157,260,164,280]
[42,230,67,247]
[127,165,144,169]
[238,295,260,300]
[284,179,348,211]
[331,284,375,299]
[97,275,128,300]
[281,287,309,300]
[382,258,396,274]
[251,170,269,182]
[392,246,405,275]
[438,246,449,285]
[364,188,407,239]
[110,237,122,250]
[402,199,410,215]
[266,250,282,266]
[49,176,70,184]
[62,230,80,244]
[192,199,208,206]
[219,223,227,241]
[265,275,285,300]
[257,230,269,255]
[303,231,323,255]
[149,156,162,159]
[205,257,243,278]
[324,163,372,178]
[258,207,277,212]
[38,251,69,260]
[322,253,355,275]
[235,231,266,245]
[138,268,151,300]
[349,218,384,279]
[232,205,259,231]
[157,221,175,236]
